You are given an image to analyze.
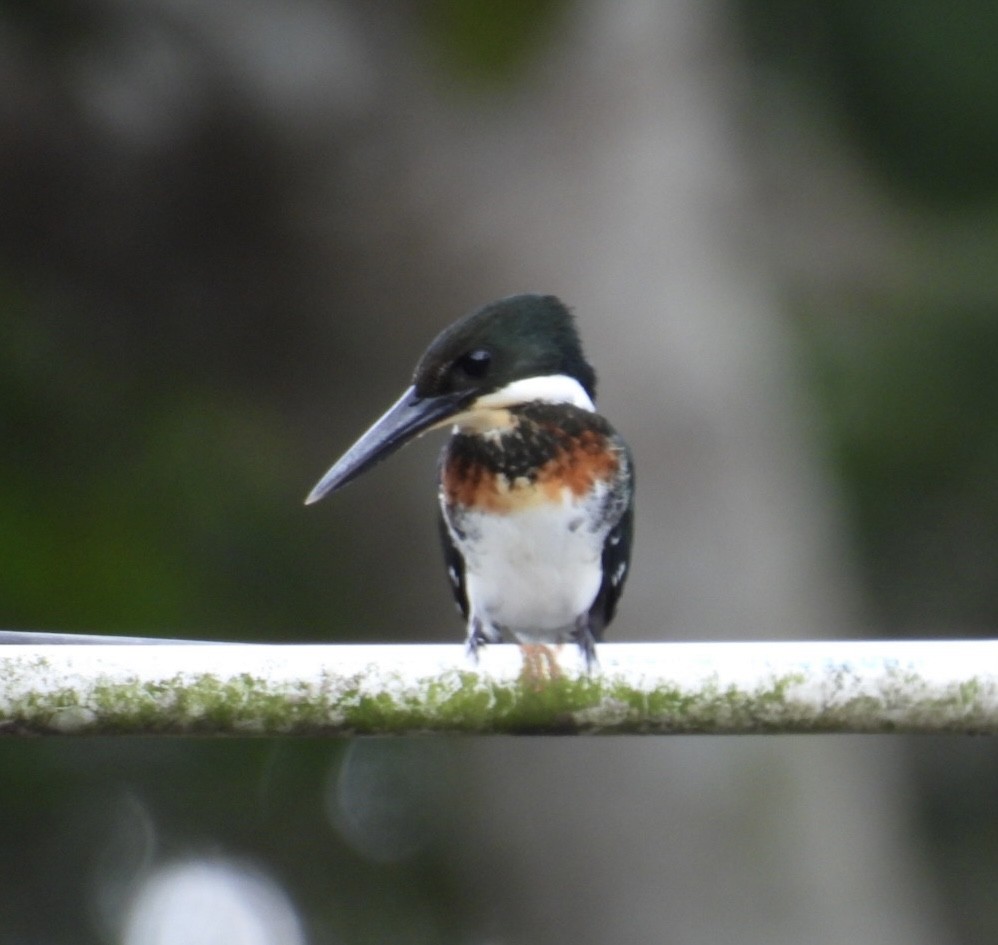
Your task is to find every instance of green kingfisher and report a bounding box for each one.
[305,294,634,668]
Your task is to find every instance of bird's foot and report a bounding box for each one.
[572,616,599,673]
[465,634,484,663]
[518,644,563,689]
[465,618,498,663]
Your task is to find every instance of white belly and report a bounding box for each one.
[452,491,607,642]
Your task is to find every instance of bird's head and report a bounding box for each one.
[305,294,597,504]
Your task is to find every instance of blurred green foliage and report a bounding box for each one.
[805,294,998,629]
[1,278,349,638]
[735,2,998,630]
[741,1,998,203]
[418,0,570,85]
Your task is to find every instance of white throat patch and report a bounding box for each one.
[473,374,595,412]
[441,374,595,435]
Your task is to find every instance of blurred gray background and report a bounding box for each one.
[2,1,997,942]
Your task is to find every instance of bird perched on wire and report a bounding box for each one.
[306,294,633,669]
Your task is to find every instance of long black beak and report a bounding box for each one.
[305,385,469,504]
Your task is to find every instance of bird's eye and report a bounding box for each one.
[456,349,492,378]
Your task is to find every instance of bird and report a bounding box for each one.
[305,294,633,669]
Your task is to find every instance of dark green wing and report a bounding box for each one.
[437,509,469,620]
[588,437,634,639]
